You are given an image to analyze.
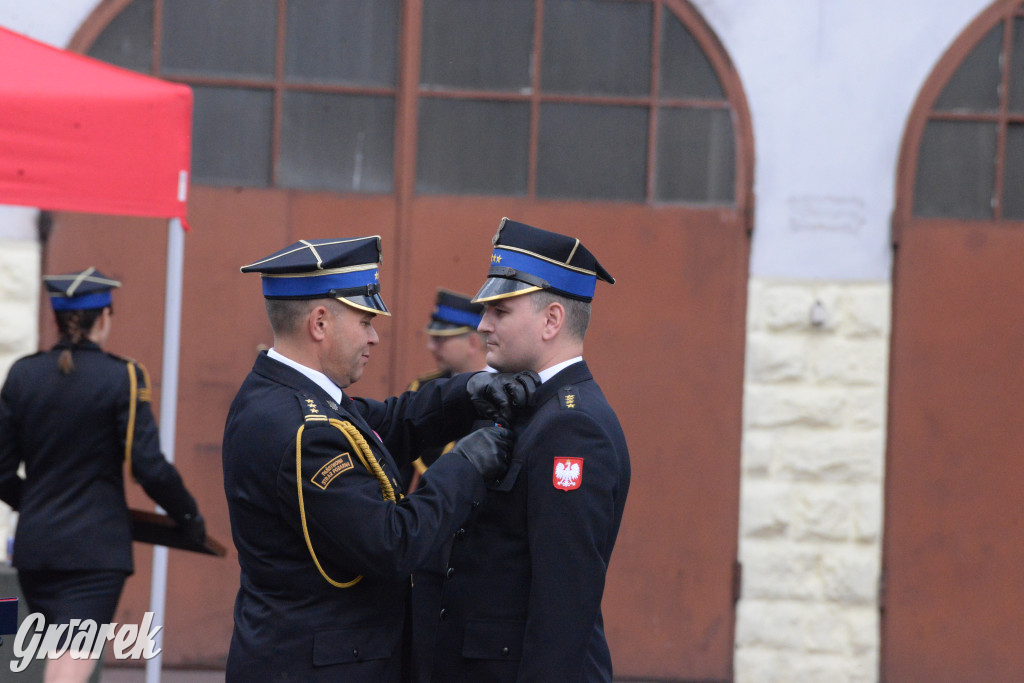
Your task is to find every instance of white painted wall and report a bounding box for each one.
[694,0,988,279]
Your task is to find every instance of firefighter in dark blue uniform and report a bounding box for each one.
[0,268,205,683]
[406,289,489,683]
[221,237,530,682]
[430,219,632,682]
[405,288,489,490]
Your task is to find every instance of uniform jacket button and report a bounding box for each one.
[439,608,447,621]
[446,567,455,579]
[455,528,466,540]
[501,647,510,657]
[352,649,359,658]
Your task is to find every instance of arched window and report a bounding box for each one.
[86,0,737,205]
[906,1,1024,221]
[88,0,399,192]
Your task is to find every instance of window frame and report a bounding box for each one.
[896,0,1024,239]
[70,0,753,212]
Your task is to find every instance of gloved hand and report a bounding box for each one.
[451,425,515,481]
[177,511,206,546]
[466,371,542,425]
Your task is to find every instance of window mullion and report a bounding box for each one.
[647,0,662,203]
[528,0,545,199]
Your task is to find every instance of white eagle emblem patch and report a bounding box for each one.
[553,457,583,491]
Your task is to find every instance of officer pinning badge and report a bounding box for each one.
[553,457,583,491]
[312,452,354,490]
[559,386,578,410]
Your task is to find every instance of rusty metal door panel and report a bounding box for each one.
[43,188,400,664]
[41,193,747,678]
[402,198,748,680]
[884,224,1024,682]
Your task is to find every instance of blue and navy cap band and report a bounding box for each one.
[45,267,120,311]
[50,291,113,311]
[261,266,379,299]
[433,305,482,328]
[489,247,597,300]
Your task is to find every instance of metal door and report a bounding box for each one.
[885,2,1024,679]
[45,0,752,676]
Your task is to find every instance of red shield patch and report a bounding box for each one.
[553,457,583,491]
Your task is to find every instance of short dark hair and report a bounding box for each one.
[265,298,322,337]
[530,290,591,340]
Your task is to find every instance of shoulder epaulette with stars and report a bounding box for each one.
[408,368,447,391]
[558,385,579,410]
[296,393,329,423]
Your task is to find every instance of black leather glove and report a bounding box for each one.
[451,425,515,481]
[177,511,206,546]
[466,371,542,425]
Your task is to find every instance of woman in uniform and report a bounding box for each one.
[0,268,205,683]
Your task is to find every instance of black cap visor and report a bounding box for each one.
[472,276,543,303]
[337,291,391,316]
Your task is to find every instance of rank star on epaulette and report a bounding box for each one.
[298,394,328,422]
[558,386,578,410]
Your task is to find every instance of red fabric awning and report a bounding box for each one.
[0,25,191,224]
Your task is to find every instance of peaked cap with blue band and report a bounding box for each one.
[44,267,121,311]
[240,237,390,316]
[472,218,614,303]
[427,289,484,336]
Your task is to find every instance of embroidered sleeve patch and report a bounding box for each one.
[312,452,354,490]
[553,457,583,491]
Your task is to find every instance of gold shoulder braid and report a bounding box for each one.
[295,419,400,588]
[124,362,138,475]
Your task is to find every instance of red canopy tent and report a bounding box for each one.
[0,25,191,223]
[0,25,192,682]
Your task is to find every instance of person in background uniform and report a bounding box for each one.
[430,218,632,683]
[221,237,532,682]
[406,289,488,683]
[0,268,205,683]
[404,288,489,491]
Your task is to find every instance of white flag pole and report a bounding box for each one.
[146,217,185,683]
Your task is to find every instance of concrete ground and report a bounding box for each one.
[101,667,224,682]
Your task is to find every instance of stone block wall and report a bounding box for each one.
[0,239,40,563]
[734,278,891,683]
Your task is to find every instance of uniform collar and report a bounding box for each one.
[538,356,583,384]
[267,347,343,403]
[53,339,101,351]
[531,360,593,408]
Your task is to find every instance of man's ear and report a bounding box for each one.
[540,301,565,341]
[308,304,330,342]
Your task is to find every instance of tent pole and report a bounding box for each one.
[146,217,185,683]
